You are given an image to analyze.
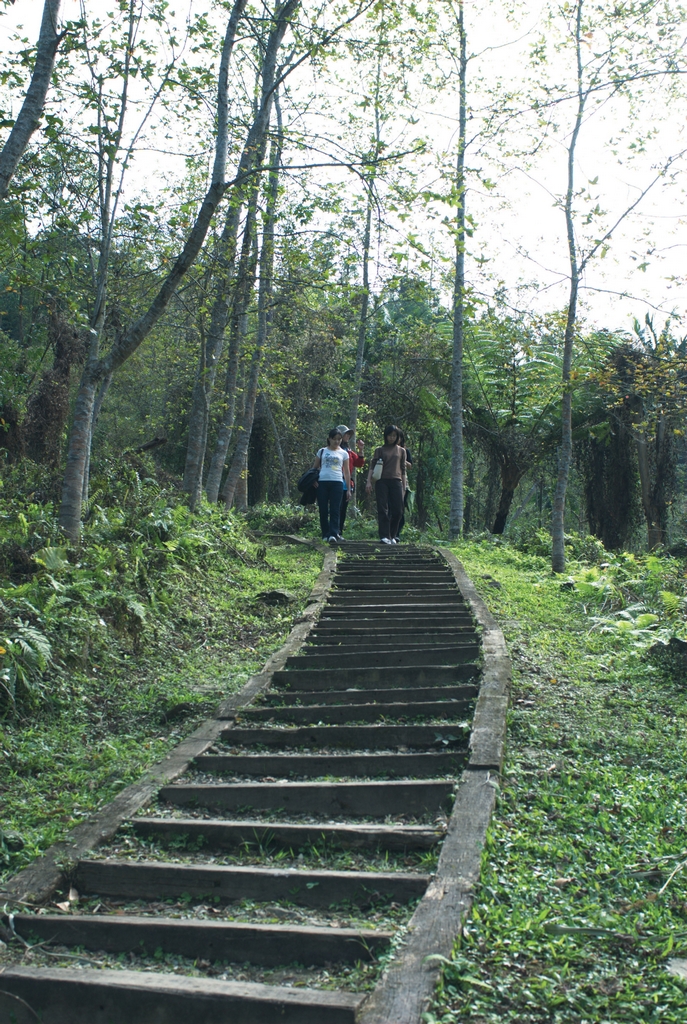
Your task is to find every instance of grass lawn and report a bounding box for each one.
[0,531,321,882]
[426,539,687,1024]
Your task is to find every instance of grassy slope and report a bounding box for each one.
[427,540,687,1024]
[0,526,321,882]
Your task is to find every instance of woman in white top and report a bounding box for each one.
[313,428,351,541]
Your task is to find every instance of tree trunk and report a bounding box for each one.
[223,113,282,508]
[235,453,249,511]
[635,411,670,549]
[448,0,467,539]
[183,124,267,508]
[265,395,289,500]
[505,478,539,534]
[0,0,64,199]
[23,308,84,468]
[58,0,298,539]
[247,393,270,504]
[349,195,372,443]
[551,0,585,573]
[463,456,475,534]
[492,463,525,535]
[202,170,263,503]
[82,372,112,503]
[205,306,251,502]
[349,37,385,499]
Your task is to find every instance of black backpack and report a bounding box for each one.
[297,465,319,506]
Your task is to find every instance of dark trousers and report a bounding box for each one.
[375,478,404,539]
[317,480,344,538]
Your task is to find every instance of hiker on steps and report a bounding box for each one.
[365,425,407,545]
[395,428,413,543]
[335,424,365,540]
[313,428,351,542]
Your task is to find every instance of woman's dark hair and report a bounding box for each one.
[396,429,406,447]
[383,424,400,443]
[328,428,342,441]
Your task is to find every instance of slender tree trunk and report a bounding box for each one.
[204,203,260,504]
[492,464,526,534]
[349,37,386,519]
[205,307,251,502]
[505,478,539,533]
[551,0,585,573]
[235,453,249,510]
[223,342,263,508]
[635,410,669,549]
[183,202,243,503]
[264,394,289,500]
[185,126,267,507]
[448,0,467,539]
[58,0,297,539]
[349,195,372,442]
[0,0,64,199]
[82,372,112,502]
[223,114,282,508]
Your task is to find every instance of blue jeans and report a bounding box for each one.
[317,480,344,538]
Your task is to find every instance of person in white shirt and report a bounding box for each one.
[313,428,351,542]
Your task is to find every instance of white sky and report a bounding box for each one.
[2,0,686,336]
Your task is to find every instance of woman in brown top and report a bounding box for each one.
[365,425,407,544]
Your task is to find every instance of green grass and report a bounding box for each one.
[0,487,321,881]
[426,539,687,1024]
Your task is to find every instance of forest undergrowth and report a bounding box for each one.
[427,538,687,1024]
[0,465,321,881]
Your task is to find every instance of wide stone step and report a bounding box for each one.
[307,627,478,640]
[284,646,479,669]
[298,642,478,658]
[332,583,458,594]
[272,665,477,689]
[314,619,475,631]
[131,817,444,851]
[239,698,474,725]
[319,610,470,620]
[194,750,467,778]
[159,779,454,816]
[220,723,469,750]
[0,967,363,1023]
[75,859,431,907]
[262,683,479,706]
[12,912,391,967]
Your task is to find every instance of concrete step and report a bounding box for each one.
[284,646,479,669]
[262,683,479,706]
[75,859,431,908]
[238,698,474,725]
[194,750,467,778]
[0,966,363,1023]
[159,779,454,816]
[272,665,477,689]
[219,723,469,750]
[12,912,392,967]
[131,817,445,852]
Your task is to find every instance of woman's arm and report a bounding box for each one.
[343,453,351,497]
[365,449,379,493]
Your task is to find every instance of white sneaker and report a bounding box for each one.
[381,537,392,544]
[390,538,398,544]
